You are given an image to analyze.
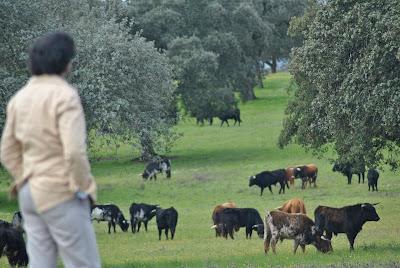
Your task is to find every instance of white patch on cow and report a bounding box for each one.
[91,207,104,222]
[134,208,149,222]
[160,162,168,172]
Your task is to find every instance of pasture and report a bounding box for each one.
[1,72,399,267]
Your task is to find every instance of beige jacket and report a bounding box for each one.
[0,75,96,212]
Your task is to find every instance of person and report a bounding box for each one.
[0,32,101,268]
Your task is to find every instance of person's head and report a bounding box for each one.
[29,32,76,76]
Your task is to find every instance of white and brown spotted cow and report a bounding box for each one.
[263,210,332,254]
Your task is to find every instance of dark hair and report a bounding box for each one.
[29,32,76,75]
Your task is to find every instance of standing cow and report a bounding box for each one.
[332,163,365,184]
[129,203,158,233]
[142,158,171,180]
[264,210,332,254]
[211,202,237,237]
[294,164,318,189]
[314,203,380,250]
[156,207,178,240]
[218,108,242,127]
[249,169,287,196]
[367,169,379,192]
[211,208,264,239]
[91,204,129,234]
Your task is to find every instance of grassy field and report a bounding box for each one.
[1,72,400,267]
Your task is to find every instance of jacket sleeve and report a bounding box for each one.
[57,90,93,192]
[0,100,23,181]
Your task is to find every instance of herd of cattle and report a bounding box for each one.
[211,198,380,254]
[0,160,383,267]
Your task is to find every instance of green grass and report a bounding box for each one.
[1,72,400,267]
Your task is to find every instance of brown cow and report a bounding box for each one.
[211,202,236,237]
[295,164,318,189]
[285,167,296,186]
[264,210,332,254]
[276,198,306,214]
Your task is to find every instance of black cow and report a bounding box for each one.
[129,203,158,233]
[249,169,287,196]
[156,207,178,240]
[11,211,24,233]
[0,220,29,267]
[314,203,380,250]
[212,208,264,239]
[332,163,365,184]
[142,158,171,180]
[218,108,242,127]
[91,204,129,234]
[367,169,379,191]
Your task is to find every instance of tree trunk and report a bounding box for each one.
[271,57,277,73]
[139,134,157,161]
[241,84,257,101]
[256,61,264,88]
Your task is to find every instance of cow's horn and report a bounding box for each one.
[210,225,217,229]
[372,202,380,206]
[320,236,330,241]
[138,173,143,176]
[274,206,282,210]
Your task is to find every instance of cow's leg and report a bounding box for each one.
[220,120,224,127]
[260,187,265,196]
[144,221,148,232]
[154,174,157,180]
[131,220,135,233]
[229,228,234,240]
[368,184,371,191]
[293,240,300,254]
[300,244,306,253]
[375,183,378,191]
[165,228,169,240]
[268,186,273,194]
[137,221,141,232]
[347,174,352,184]
[346,232,357,251]
[108,222,111,234]
[246,226,252,239]
[270,236,278,254]
[113,220,116,233]
[264,230,271,254]
[358,174,361,184]
[158,228,162,240]
[362,172,365,183]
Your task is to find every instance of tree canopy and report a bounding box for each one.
[279,0,400,169]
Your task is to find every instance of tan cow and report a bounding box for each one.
[211,202,236,237]
[276,198,306,214]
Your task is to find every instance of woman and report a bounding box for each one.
[0,32,100,268]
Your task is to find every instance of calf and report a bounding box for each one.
[212,208,264,239]
[11,211,24,233]
[91,204,129,234]
[211,202,237,237]
[218,108,242,127]
[249,169,287,196]
[129,203,158,233]
[314,203,380,250]
[367,169,379,191]
[264,210,332,254]
[0,220,29,267]
[295,164,318,189]
[156,207,178,240]
[332,163,365,184]
[142,158,171,180]
[277,198,307,214]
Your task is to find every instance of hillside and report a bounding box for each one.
[1,72,399,267]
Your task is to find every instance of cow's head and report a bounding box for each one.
[248,175,256,186]
[294,167,304,178]
[361,203,380,222]
[141,171,149,179]
[119,219,130,232]
[314,235,333,253]
[252,224,264,239]
[211,224,224,236]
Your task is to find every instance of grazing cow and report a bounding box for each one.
[218,108,242,127]
[156,207,178,240]
[211,208,264,239]
[211,202,237,237]
[314,203,380,250]
[11,211,24,233]
[91,204,129,234]
[0,220,29,267]
[142,158,171,180]
[332,163,365,184]
[249,169,287,196]
[367,169,379,192]
[264,210,332,254]
[129,203,158,233]
[294,164,318,189]
[276,198,307,214]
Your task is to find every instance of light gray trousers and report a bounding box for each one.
[18,183,101,268]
